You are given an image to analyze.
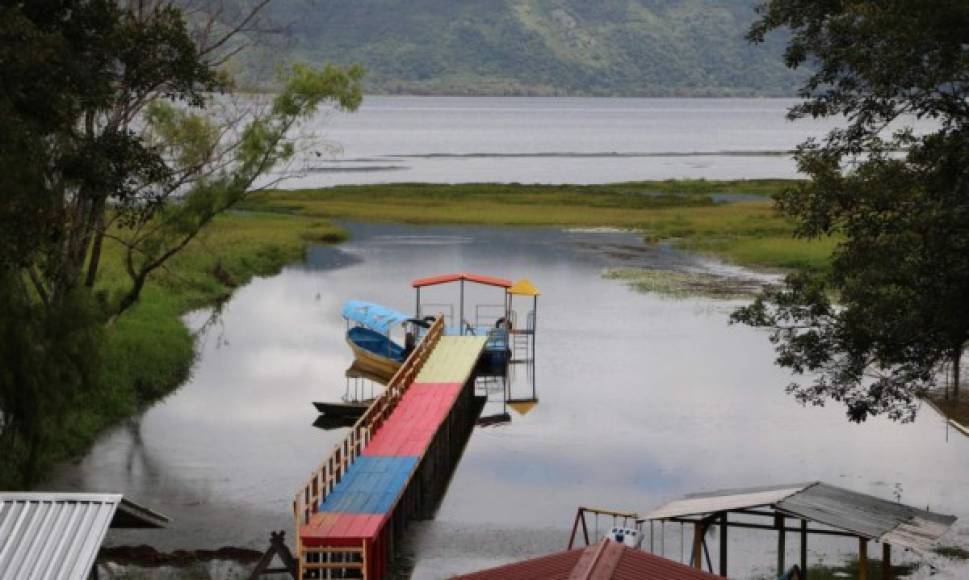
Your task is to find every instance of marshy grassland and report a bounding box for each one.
[247,179,837,270]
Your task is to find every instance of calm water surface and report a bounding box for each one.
[47,223,969,578]
[274,96,929,187]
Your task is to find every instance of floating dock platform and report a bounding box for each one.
[294,317,487,578]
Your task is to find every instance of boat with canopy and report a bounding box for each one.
[341,300,427,379]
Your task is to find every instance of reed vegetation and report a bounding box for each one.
[248,180,835,270]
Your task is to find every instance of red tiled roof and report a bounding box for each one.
[452,540,721,580]
[412,272,513,289]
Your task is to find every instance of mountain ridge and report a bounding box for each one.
[251,0,802,97]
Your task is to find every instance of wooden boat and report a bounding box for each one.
[342,301,429,381]
[313,400,373,418]
[346,326,406,379]
[344,360,390,386]
[312,414,356,430]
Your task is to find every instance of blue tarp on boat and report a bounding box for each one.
[341,301,409,334]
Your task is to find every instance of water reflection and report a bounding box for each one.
[42,222,969,579]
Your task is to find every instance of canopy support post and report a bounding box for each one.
[719,512,727,577]
[800,518,808,580]
[859,538,869,580]
[882,543,891,580]
[776,514,786,576]
[459,279,465,335]
[693,522,704,570]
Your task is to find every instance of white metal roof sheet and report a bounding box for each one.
[644,482,812,520]
[0,493,168,580]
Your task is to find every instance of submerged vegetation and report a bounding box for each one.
[603,267,766,300]
[248,179,835,270]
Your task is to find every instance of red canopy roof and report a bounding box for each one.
[411,272,512,289]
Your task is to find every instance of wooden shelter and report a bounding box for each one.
[644,481,956,580]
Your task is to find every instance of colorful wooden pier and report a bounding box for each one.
[293,316,487,578]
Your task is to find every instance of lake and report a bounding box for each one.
[275,96,844,187]
[47,222,969,579]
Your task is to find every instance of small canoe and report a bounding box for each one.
[346,326,406,380]
[313,400,373,418]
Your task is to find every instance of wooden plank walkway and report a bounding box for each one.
[294,319,487,579]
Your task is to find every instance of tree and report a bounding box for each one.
[0,0,363,484]
[732,1,969,422]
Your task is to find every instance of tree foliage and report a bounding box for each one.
[733,0,969,421]
[0,0,363,484]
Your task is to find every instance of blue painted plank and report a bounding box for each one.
[319,456,419,514]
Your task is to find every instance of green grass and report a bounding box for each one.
[36,212,345,480]
[247,180,837,270]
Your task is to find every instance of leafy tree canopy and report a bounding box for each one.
[733,0,969,421]
[0,0,363,484]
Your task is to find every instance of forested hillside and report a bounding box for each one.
[251,0,801,96]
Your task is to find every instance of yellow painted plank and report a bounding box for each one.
[416,336,488,384]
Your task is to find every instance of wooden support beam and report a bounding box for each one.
[568,509,583,549]
[859,538,869,580]
[661,517,863,538]
[882,543,892,580]
[693,522,705,570]
[776,514,786,576]
[800,518,808,580]
[719,512,728,577]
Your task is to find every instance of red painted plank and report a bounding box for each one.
[301,513,387,546]
[363,383,462,457]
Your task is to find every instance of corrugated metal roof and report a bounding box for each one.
[646,481,956,552]
[454,548,584,580]
[775,483,955,551]
[0,493,168,580]
[452,540,720,580]
[644,482,813,520]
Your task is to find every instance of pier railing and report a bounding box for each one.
[293,315,445,528]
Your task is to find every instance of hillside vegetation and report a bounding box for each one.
[254,0,801,96]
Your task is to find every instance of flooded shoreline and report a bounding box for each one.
[45,222,969,578]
